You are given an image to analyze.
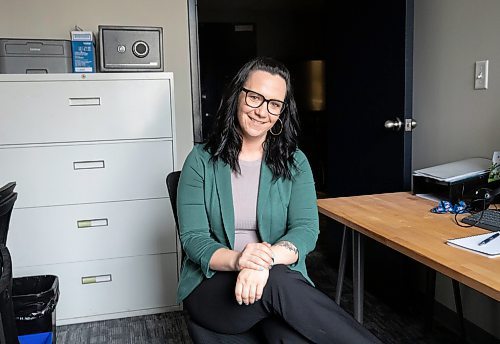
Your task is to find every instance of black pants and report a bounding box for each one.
[184,265,381,344]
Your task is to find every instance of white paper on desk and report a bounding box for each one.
[413,158,491,183]
[446,232,500,258]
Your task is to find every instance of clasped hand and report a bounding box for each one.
[236,242,274,271]
[234,242,274,305]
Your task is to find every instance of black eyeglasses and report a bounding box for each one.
[241,87,286,116]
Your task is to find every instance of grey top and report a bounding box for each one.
[231,159,262,252]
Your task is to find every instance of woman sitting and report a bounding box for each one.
[177,56,380,343]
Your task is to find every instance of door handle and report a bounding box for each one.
[384,118,417,132]
[384,117,403,131]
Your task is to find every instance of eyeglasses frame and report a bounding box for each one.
[241,87,286,116]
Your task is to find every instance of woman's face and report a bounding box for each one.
[237,70,287,143]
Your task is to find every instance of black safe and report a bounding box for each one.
[98,26,163,72]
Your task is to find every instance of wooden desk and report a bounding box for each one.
[317,192,500,323]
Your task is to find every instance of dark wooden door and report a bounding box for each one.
[325,0,417,305]
[326,0,414,197]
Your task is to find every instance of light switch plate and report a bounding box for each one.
[474,60,488,89]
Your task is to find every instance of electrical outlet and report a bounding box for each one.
[474,60,488,89]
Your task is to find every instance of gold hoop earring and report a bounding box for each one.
[270,118,283,136]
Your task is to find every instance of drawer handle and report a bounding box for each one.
[77,218,109,229]
[73,160,105,170]
[69,97,101,106]
[82,274,112,285]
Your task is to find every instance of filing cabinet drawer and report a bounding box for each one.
[13,254,179,321]
[0,140,173,208]
[9,198,177,267]
[0,77,172,145]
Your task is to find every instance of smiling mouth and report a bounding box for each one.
[248,115,267,124]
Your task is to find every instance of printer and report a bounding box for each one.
[412,158,492,204]
[0,38,72,74]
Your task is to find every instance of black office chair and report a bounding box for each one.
[0,182,17,246]
[167,171,312,343]
[0,245,20,344]
[0,183,16,202]
[167,171,262,343]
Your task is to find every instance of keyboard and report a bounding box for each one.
[461,209,500,232]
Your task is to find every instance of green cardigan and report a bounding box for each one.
[176,144,319,302]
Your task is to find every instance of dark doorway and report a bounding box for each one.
[198,23,257,140]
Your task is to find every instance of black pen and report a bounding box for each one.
[478,232,500,246]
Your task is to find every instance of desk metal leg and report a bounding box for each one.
[424,268,437,331]
[335,226,349,304]
[352,231,364,324]
[452,280,466,342]
[426,271,466,341]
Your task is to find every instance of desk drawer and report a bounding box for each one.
[0,140,173,208]
[9,198,177,267]
[0,78,172,145]
[13,254,179,322]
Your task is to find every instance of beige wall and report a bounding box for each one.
[0,0,194,168]
[413,0,500,169]
[414,0,500,338]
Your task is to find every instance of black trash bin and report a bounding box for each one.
[12,275,59,344]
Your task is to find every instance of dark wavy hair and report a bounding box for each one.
[204,57,300,180]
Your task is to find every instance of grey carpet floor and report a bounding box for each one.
[56,311,192,344]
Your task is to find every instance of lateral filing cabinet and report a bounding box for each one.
[0,72,180,325]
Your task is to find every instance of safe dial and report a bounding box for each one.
[132,41,149,58]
